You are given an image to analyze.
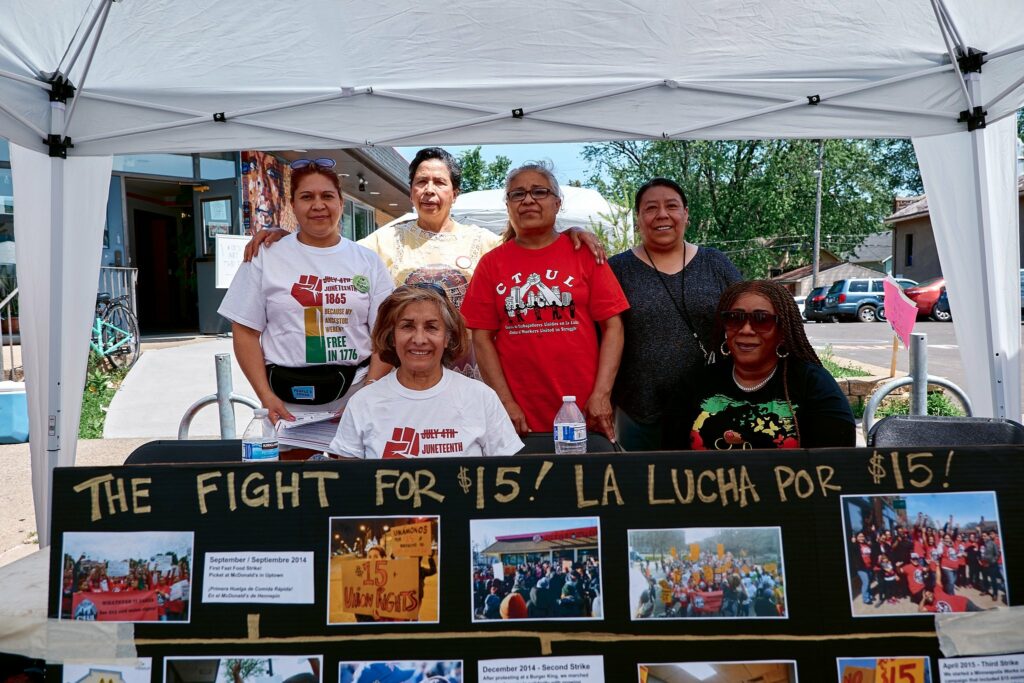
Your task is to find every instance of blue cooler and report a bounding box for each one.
[0,381,29,444]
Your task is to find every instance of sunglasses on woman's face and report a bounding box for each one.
[720,309,779,332]
[289,157,336,170]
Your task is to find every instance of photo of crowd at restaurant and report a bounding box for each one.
[470,517,602,622]
[639,660,797,683]
[327,516,439,625]
[629,527,787,619]
[164,656,320,683]
[339,661,462,683]
[59,531,193,622]
[842,492,1008,616]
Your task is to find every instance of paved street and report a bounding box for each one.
[804,320,1024,402]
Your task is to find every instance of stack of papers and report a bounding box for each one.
[276,412,339,451]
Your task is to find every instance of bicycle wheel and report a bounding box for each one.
[101,302,141,370]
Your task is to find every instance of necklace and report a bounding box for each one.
[733,365,777,392]
[640,243,709,361]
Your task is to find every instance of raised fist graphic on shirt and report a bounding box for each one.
[291,274,323,307]
[382,427,420,459]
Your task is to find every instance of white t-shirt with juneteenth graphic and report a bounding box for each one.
[329,368,524,458]
[218,233,393,368]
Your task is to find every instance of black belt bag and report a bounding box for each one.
[266,359,369,405]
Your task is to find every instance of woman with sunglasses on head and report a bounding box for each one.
[328,284,522,458]
[219,159,394,428]
[609,178,741,450]
[687,280,854,449]
[461,162,629,439]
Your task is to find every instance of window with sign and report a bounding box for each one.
[202,198,233,255]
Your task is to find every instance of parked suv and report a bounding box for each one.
[803,285,831,322]
[822,277,917,322]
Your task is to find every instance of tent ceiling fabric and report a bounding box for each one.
[1,0,1024,154]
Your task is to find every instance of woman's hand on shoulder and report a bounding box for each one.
[567,227,607,265]
[502,400,531,435]
[585,391,615,442]
[243,228,288,262]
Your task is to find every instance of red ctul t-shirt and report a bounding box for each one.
[921,588,970,613]
[461,234,629,432]
[901,563,926,594]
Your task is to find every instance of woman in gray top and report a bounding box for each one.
[609,178,741,450]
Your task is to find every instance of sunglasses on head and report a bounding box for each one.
[289,157,336,170]
[407,282,449,300]
[720,309,779,332]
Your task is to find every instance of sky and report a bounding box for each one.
[397,143,593,184]
[64,530,193,562]
[902,491,1000,527]
[470,516,600,545]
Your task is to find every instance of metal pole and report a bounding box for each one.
[811,139,824,289]
[910,333,928,415]
[215,353,236,438]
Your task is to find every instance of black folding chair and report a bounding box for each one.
[867,415,1024,447]
[124,439,242,464]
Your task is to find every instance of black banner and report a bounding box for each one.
[48,446,1023,682]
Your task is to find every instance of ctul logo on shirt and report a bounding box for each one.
[383,427,420,458]
[498,270,576,322]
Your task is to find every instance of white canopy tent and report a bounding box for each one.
[0,0,1022,545]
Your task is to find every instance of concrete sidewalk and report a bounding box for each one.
[104,338,258,439]
[0,438,147,568]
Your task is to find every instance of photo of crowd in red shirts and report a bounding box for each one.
[842,492,1007,616]
[59,531,193,622]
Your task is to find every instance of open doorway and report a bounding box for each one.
[125,179,198,334]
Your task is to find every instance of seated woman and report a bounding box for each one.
[688,280,855,449]
[328,284,523,458]
[461,162,629,438]
[219,158,393,424]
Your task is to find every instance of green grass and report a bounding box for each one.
[78,353,129,439]
[873,390,967,419]
[820,344,871,379]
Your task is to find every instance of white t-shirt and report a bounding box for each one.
[218,233,393,368]
[329,368,524,458]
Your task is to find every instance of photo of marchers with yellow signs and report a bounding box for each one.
[327,516,439,625]
[842,492,1007,617]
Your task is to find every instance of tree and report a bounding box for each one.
[582,139,896,277]
[457,147,512,192]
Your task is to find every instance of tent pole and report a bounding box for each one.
[928,0,974,110]
[61,0,113,138]
[228,118,364,147]
[984,72,1024,111]
[58,0,109,77]
[0,99,49,139]
[0,68,49,89]
[934,0,967,53]
[42,101,67,548]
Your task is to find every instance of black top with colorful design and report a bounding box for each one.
[687,359,855,450]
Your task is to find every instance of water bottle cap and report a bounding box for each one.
[562,396,576,402]
[254,408,269,417]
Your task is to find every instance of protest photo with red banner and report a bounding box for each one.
[327,516,440,625]
[628,527,787,620]
[59,531,193,623]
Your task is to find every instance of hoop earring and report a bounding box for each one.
[720,340,731,357]
[776,345,790,359]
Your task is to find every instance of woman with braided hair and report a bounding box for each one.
[687,280,854,449]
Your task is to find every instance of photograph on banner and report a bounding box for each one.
[842,491,1008,617]
[164,656,321,683]
[837,656,931,683]
[479,655,604,683]
[638,660,798,683]
[327,516,439,624]
[339,661,462,683]
[59,531,194,622]
[470,517,602,622]
[628,527,787,619]
[63,658,152,683]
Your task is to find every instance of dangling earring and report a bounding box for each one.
[720,339,731,357]
[776,345,790,359]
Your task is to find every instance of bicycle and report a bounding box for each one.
[90,293,140,370]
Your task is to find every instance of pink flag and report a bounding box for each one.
[883,276,918,348]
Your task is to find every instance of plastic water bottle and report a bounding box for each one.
[553,396,587,454]
[242,408,279,461]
